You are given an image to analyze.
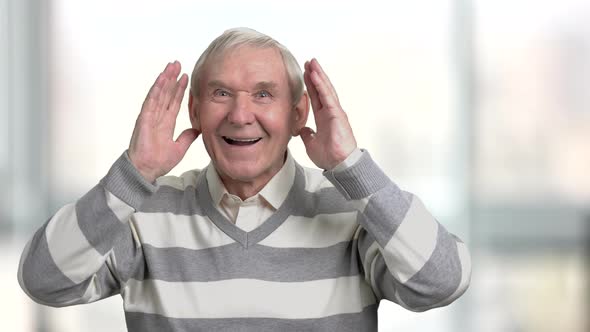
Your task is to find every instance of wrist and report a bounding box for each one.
[323,150,391,200]
[330,147,363,172]
[128,153,158,183]
[325,144,358,170]
[100,151,159,210]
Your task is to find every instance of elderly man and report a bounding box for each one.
[19,28,470,331]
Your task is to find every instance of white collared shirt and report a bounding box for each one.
[206,148,362,232]
[206,152,296,232]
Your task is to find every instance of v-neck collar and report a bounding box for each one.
[205,151,296,211]
[195,163,305,248]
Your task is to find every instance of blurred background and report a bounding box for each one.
[1,0,588,331]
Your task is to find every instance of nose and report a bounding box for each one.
[227,93,255,126]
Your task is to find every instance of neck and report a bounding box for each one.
[217,151,288,200]
[221,178,266,200]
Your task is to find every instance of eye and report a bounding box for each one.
[254,90,272,99]
[213,89,231,97]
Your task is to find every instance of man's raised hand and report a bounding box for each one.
[128,61,200,183]
[300,59,357,170]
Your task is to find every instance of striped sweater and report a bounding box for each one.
[18,150,471,331]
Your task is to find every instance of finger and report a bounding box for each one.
[174,128,200,156]
[303,66,321,113]
[143,73,165,113]
[169,60,182,80]
[156,64,172,110]
[163,60,180,78]
[310,70,340,111]
[161,62,182,111]
[168,73,189,122]
[299,126,316,151]
[310,58,339,100]
[303,71,322,127]
[307,59,340,110]
[304,60,315,72]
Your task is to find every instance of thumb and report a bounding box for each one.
[175,128,200,155]
[299,127,316,150]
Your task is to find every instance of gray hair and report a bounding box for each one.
[190,27,304,105]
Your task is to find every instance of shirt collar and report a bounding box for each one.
[206,150,296,209]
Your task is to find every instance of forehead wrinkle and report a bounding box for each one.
[206,79,280,92]
[201,52,290,101]
[207,80,229,89]
[253,81,279,91]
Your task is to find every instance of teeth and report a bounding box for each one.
[231,138,259,142]
[223,136,262,145]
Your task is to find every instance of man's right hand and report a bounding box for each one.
[128,61,200,183]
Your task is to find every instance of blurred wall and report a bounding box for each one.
[1,0,588,331]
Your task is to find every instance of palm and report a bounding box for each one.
[301,59,357,170]
[128,61,199,182]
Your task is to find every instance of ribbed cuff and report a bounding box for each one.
[323,149,391,200]
[99,150,158,210]
[330,147,363,172]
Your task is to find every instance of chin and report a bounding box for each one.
[217,160,266,182]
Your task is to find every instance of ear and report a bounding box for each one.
[291,91,310,136]
[188,92,201,131]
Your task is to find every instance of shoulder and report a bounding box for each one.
[299,164,335,193]
[155,168,204,191]
[138,168,205,213]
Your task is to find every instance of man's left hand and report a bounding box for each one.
[300,59,358,170]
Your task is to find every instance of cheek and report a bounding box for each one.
[199,108,226,133]
[259,110,293,134]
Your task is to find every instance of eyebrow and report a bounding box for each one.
[253,81,278,91]
[206,80,279,91]
[207,80,229,90]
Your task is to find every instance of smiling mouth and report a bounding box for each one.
[222,136,262,146]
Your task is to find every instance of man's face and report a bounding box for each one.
[190,45,307,191]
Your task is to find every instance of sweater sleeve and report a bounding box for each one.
[17,151,156,307]
[323,150,471,312]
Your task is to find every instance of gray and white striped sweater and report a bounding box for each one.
[18,150,471,331]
